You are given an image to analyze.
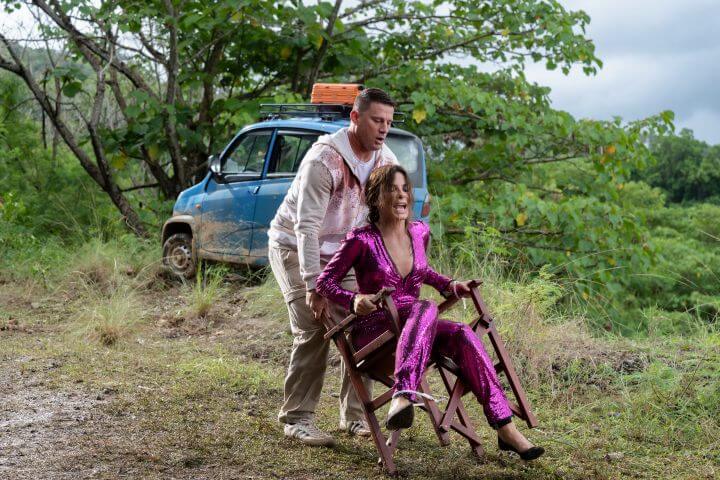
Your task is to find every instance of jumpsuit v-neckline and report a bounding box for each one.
[374,223,415,281]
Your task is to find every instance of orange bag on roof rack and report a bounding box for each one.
[311,83,363,105]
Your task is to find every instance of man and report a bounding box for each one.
[267,88,398,446]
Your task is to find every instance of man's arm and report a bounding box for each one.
[294,158,333,292]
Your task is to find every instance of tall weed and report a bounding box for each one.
[183,263,228,319]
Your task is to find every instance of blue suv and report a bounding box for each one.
[161,104,430,278]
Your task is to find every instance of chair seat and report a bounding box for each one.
[433,355,461,374]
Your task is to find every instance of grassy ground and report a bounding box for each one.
[0,241,718,479]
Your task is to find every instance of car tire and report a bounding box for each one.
[162,233,197,279]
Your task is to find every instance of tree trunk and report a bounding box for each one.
[0,34,148,238]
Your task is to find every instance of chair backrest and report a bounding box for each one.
[322,287,400,374]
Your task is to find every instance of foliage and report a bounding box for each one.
[627,186,720,319]
[0,0,668,240]
[637,129,720,204]
[0,72,171,271]
[0,2,714,337]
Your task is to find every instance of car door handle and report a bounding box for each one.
[250,186,260,195]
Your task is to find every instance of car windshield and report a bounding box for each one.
[385,134,424,188]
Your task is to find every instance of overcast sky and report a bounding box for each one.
[525,0,720,144]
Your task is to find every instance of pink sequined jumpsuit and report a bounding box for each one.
[316,221,513,427]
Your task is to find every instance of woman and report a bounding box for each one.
[316,165,543,460]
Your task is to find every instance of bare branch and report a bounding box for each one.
[240,71,283,100]
[0,32,105,186]
[305,0,343,97]
[339,0,384,19]
[343,13,482,31]
[524,154,579,165]
[33,0,160,100]
[120,182,159,192]
[0,96,36,122]
[0,53,21,73]
[137,29,167,65]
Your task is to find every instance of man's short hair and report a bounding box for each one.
[353,87,396,113]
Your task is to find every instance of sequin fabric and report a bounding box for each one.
[316,221,512,425]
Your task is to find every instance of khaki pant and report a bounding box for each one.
[269,245,372,425]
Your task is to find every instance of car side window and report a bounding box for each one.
[267,132,319,174]
[224,130,272,174]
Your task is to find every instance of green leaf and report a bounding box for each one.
[61,81,82,97]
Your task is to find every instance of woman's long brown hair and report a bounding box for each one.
[365,164,414,225]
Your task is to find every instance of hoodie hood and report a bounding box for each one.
[316,127,397,181]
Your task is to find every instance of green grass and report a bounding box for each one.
[0,238,718,478]
[182,263,229,319]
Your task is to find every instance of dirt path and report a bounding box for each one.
[0,282,290,480]
[0,353,113,479]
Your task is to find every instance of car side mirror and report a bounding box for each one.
[208,155,223,179]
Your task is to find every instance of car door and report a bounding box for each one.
[249,129,322,259]
[199,129,274,258]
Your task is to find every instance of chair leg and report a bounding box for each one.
[418,377,451,446]
[369,410,397,475]
[346,367,397,475]
[454,401,485,458]
[437,367,464,433]
[437,366,486,459]
[469,287,539,429]
[486,324,538,428]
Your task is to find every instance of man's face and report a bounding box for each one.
[350,102,394,152]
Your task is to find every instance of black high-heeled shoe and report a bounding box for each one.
[498,437,545,461]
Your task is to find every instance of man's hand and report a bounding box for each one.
[353,294,379,316]
[306,289,329,322]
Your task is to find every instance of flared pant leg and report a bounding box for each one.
[393,300,439,400]
[432,320,513,426]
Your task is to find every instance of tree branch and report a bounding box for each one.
[137,29,167,65]
[106,68,176,198]
[120,182,159,192]
[340,0,384,19]
[162,0,186,190]
[0,32,105,187]
[33,0,160,100]
[305,0,343,97]
[0,52,21,74]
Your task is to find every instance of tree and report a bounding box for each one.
[0,0,673,293]
[636,129,720,204]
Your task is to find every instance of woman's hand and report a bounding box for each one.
[450,280,473,298]
[353,293,379,316]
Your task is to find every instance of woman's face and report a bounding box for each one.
[378,171,411,223]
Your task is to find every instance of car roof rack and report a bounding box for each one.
[259,103,405,123]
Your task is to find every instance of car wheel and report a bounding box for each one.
[162,233,197,279]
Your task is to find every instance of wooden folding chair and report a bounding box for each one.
[321,280,538,475]
[426,280,539,456]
